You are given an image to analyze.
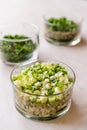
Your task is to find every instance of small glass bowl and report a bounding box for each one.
[11,59,75,121]
[0,23,39,65]
[43,11,83,46]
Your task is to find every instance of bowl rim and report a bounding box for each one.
[43,11,83,26]
[10,58,76,97]
[0,23,39,42]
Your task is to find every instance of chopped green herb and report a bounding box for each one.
[12,62,74,117]
[0,34,36,63]
[45,17,79,42]
[48,17,78,32]
[12,62,73,96]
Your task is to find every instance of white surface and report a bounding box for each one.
[0,0,87,130]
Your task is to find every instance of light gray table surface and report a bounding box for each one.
[0,0,87,130]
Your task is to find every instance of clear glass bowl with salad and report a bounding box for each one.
[11,59,75,120]
[0,23,39,65]
[43,11,83,46]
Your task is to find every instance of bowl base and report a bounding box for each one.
[15,100,71,121]
[45,36,81,46]
[2,50,38,66]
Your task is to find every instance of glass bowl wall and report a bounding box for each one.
[11,59,75,120]
[0,23,39,65]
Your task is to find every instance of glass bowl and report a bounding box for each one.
[43,11,83,46]
[0,23,39,65]
[10,59,75,121]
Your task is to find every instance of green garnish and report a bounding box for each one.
[12,62,74,117]
[4,34,28,39]
[45,17,79,42]
[48,17,78,32]
[0,34,36,62]
[12,62,73,97]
